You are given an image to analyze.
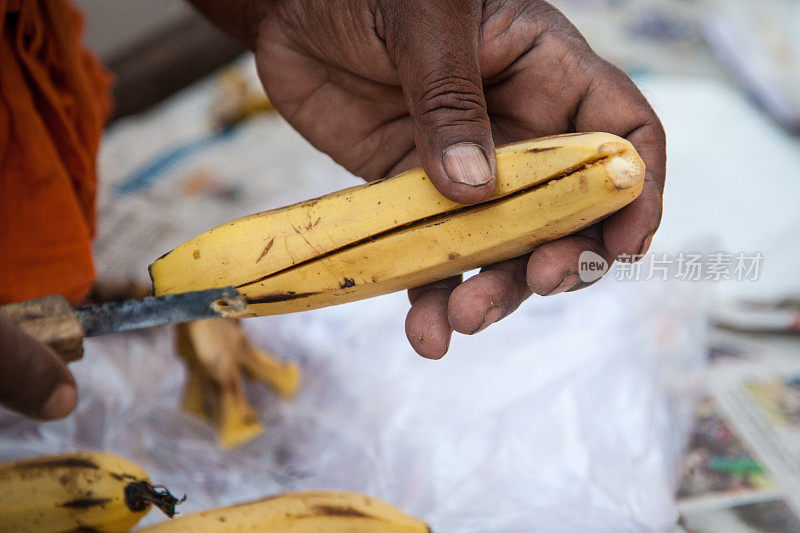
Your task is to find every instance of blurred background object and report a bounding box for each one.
[72,0,245,118]
[74,0,800,133]
[705,0,800,132]
[559,0,800,132]
[557,0,720,78]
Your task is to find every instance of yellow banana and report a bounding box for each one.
[0,452,181,532]
[150,133,644,315]
[139,491,429,532]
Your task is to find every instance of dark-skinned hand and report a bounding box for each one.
[207,0,667,358]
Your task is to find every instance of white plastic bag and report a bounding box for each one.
[0,273,706,532]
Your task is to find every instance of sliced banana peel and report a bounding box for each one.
[176,318,301,448]
[151,133,645,316]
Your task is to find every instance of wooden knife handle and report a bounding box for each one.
[0,295,84,363]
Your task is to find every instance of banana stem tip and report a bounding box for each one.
[125,480,186,518]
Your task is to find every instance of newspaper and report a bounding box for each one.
[677,349,800,532]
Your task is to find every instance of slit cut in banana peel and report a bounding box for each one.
[150,133,645,316]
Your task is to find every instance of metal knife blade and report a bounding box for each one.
[73,286,246,337]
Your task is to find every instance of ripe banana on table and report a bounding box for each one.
[150,133,645,314]
[138,491,429,532]
[0,452,182,532]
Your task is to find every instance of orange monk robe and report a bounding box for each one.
[0,0,112,304]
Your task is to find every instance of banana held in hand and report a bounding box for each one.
[150,133,645,315]
[0,452,182,532]
[139,491,429,532]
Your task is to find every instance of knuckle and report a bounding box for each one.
[415,71,486,126]
[517,2,585,40]
[514,1,561,25]
[537,27,591,66]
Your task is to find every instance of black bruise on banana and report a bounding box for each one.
[109,472,139,482]
[12,458,99,470]
[246,291,317,304]
[307,504,369,518]
[339,277,355,289]
[255,237,275,263]
[526,145,560,153]
[60,498,112,509]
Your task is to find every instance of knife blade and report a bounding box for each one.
[0,287,246,362]
[74,287,245,336]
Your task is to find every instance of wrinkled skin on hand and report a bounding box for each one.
[247,0,665,357]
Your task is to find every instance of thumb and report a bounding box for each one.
[381,0,495,204]
[0,316,77,420]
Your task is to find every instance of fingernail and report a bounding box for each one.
[443,143,492,186]
[544,273,581,296]
[639,233,655,256]
[40,383,77,420]
[472,306,504,334]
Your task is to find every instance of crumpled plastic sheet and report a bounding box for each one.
[0,274,707,532]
